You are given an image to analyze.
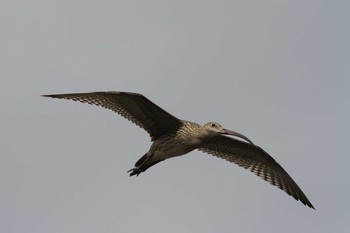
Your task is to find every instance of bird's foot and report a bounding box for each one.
[127,159,163,176]
[127,167,143,176]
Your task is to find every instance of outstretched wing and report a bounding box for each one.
[43,92,182,140]
[198,135,314,209]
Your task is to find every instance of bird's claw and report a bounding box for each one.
[127,167,142,176]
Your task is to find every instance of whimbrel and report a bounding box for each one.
[43,92,314,209]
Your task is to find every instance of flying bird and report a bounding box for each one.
[43,91,314,209]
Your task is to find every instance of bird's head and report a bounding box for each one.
[203,121,254,145]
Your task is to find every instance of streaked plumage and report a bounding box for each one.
[43,91,314,209]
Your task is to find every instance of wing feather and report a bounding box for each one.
[198,136,314,209]
[43,92,182,140]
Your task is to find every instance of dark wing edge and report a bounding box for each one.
[198,136,314,209]
[42,92,182,140]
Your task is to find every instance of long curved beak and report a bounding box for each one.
[223,129,255,146]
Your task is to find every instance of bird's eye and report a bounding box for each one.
[211,123,216,127]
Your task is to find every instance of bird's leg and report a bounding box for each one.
[127,153,149,176]
[134,153,149,167]
[127,156,164,176]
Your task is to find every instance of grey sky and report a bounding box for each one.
[1,0,349,232]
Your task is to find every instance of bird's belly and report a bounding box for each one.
[153,147,189,160]
[150,140,198,161]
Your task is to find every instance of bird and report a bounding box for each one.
[42,91,314,209]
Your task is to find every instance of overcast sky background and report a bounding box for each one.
[1,0,349,232]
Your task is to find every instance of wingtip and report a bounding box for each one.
[307,203,315,210]
[41,94,65,98]
[300,198,315,209]
[41,94,56,98]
